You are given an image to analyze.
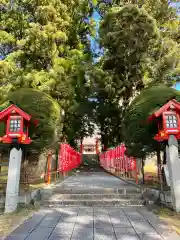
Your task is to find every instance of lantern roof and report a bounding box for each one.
[148,99,180,122]
[0,104,39,126]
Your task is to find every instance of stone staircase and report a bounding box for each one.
[81,154,100,170]
[42,186,144,207]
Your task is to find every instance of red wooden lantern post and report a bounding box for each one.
[148,99,180,212]
[0,104,38,213]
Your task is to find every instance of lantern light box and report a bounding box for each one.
[0,104,38,144]
[148,99,180,141]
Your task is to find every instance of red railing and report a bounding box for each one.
[58,144,82,173]
[44,144,82,184]
[99,144,138,182]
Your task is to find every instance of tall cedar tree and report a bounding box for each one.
[91,1,179,148]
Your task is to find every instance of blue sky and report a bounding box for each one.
[90,11,101,59]
[174,83,180,90]
[170,2,180,12]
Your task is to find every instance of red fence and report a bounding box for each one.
[99,144,137,178]
[58,144,82,172]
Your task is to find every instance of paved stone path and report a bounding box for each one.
[54,171,139,193]
[5,171,180,240]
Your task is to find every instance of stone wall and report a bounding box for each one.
[20,151,48,184]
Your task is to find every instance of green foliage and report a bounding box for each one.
[0,0,95,145]
[91,5,163,147]
[62,65,95,147]
[98,1,179,86]
[0,0,93,94]
[0,0,179,152]
[6,88,62,150]
[99,5,179,101]
[88,65,123,148]
[123,84,180,157]
[91,1,179,150]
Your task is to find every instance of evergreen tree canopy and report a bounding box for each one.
[0,0,94,99]
[88,65,123,148]
[99,5,179,101]
[0,0,95,146]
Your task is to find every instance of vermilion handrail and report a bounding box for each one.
[99,144,137,182]
[58,144,82,173]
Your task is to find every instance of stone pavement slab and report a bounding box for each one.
[4,171,180,240]
[25,227,54,240]
[138,234,163,240]
[4,206,180,240]
[56,171,139,191]
[52,222,74,235]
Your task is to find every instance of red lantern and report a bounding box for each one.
[148,99,180,141]
[0,104,38,144]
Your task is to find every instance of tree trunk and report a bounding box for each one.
[141,158,145,184]
[156,147,161,182]
[163,148,167,165]
[101,133,107,151]
[156,148,163,191]
[0,153,2,173]
[100,122,108,152]
[162,147,167,186]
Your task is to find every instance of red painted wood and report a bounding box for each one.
[148,99,180,141]
[0,104,37,144]
[148,99,180,121]
[99,144,136,173]
[0,104,31,121]
[58,144,82,173]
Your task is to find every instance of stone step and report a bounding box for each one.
[53,188,141,194]
[48,193,142,200]
[43,198,144,207]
